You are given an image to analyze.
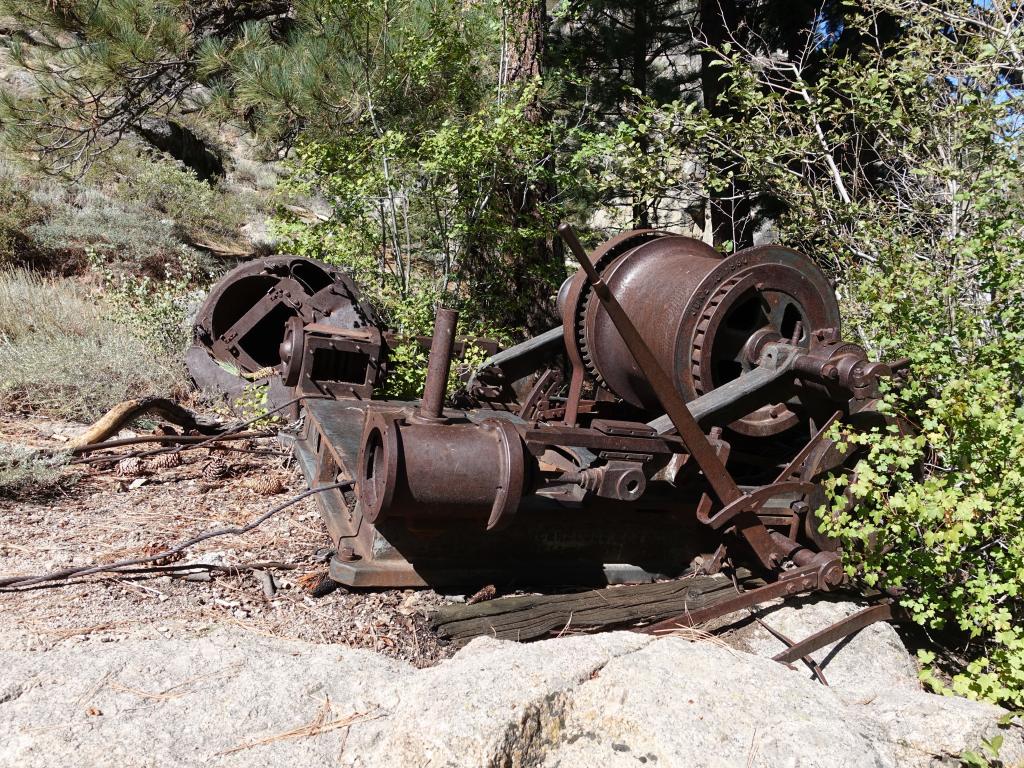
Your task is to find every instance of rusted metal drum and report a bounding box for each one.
[193,256,379,374]
[357,412,529,531]
[562,233,841,436]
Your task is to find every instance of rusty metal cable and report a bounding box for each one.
[0,480,351,590]
[62,397,331,468]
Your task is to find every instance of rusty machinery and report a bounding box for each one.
[189,228,900,605]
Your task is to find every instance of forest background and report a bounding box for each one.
[1,0,1023,708]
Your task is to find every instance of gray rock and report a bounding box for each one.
[542,636,1023,768]
[344,632,653,767]
[734,597,920,697]
[0,626,413,768]
[1,607,1020,768]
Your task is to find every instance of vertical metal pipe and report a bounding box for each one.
[419,307,458,420]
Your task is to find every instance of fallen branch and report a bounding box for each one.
[68,394,331,465]
[68,396,225,448]
[0,481,350,590]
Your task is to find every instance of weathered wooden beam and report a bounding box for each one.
[430,570,757,643]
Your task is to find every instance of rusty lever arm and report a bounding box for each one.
[558,224,743,507]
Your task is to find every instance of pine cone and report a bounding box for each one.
[116,457,144,476]
[247,475,285,496]
[149,451,182,470]
[467,584,497,605]
[204,458,231,481]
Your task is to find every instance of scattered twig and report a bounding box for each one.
[218,698,378,755]
[111,664,243,702]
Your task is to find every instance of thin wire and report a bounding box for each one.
[725,560,829,686]
[0,480,350,590]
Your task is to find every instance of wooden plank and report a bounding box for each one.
[430,570,757,643]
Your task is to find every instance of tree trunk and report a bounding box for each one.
[698,0,756,250]
[500,0,564,336]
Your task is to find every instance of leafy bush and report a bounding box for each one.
[106,154,246,241]
[91,249,210,356]
[647,1,1024,706]
[0,161,51,268]
[0,171,35,259]
[0,150,247,278]
[0,269,184,421]
[267,19,571,392]
[25,186,207,280]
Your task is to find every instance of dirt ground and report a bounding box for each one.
[2,410,929,683]
[0,412,455,666]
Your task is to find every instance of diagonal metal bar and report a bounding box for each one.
[772,602,896,664]
[559,224,790,568]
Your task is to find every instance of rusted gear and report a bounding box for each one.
[685,246,840,436]
[192,256,380,375]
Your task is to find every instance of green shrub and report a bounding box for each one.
[0,162,47,267]
[25,187,206,279]
[91,249,210,356]
[0,265,103,340]
[819,240,1024,706]
[662,1,1024,708]
[568,0,1024,706]
[0,269,184,421]
[0,153,237,278]
[0,444,69,498]
[106,154,246,241]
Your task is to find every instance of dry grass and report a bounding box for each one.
[0,267,102,340]
[0,268,184,421]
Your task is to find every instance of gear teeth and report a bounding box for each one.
[690,276,742,395]
[570,231,663,392]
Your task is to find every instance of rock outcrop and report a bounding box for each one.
[1,600,1020,768]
